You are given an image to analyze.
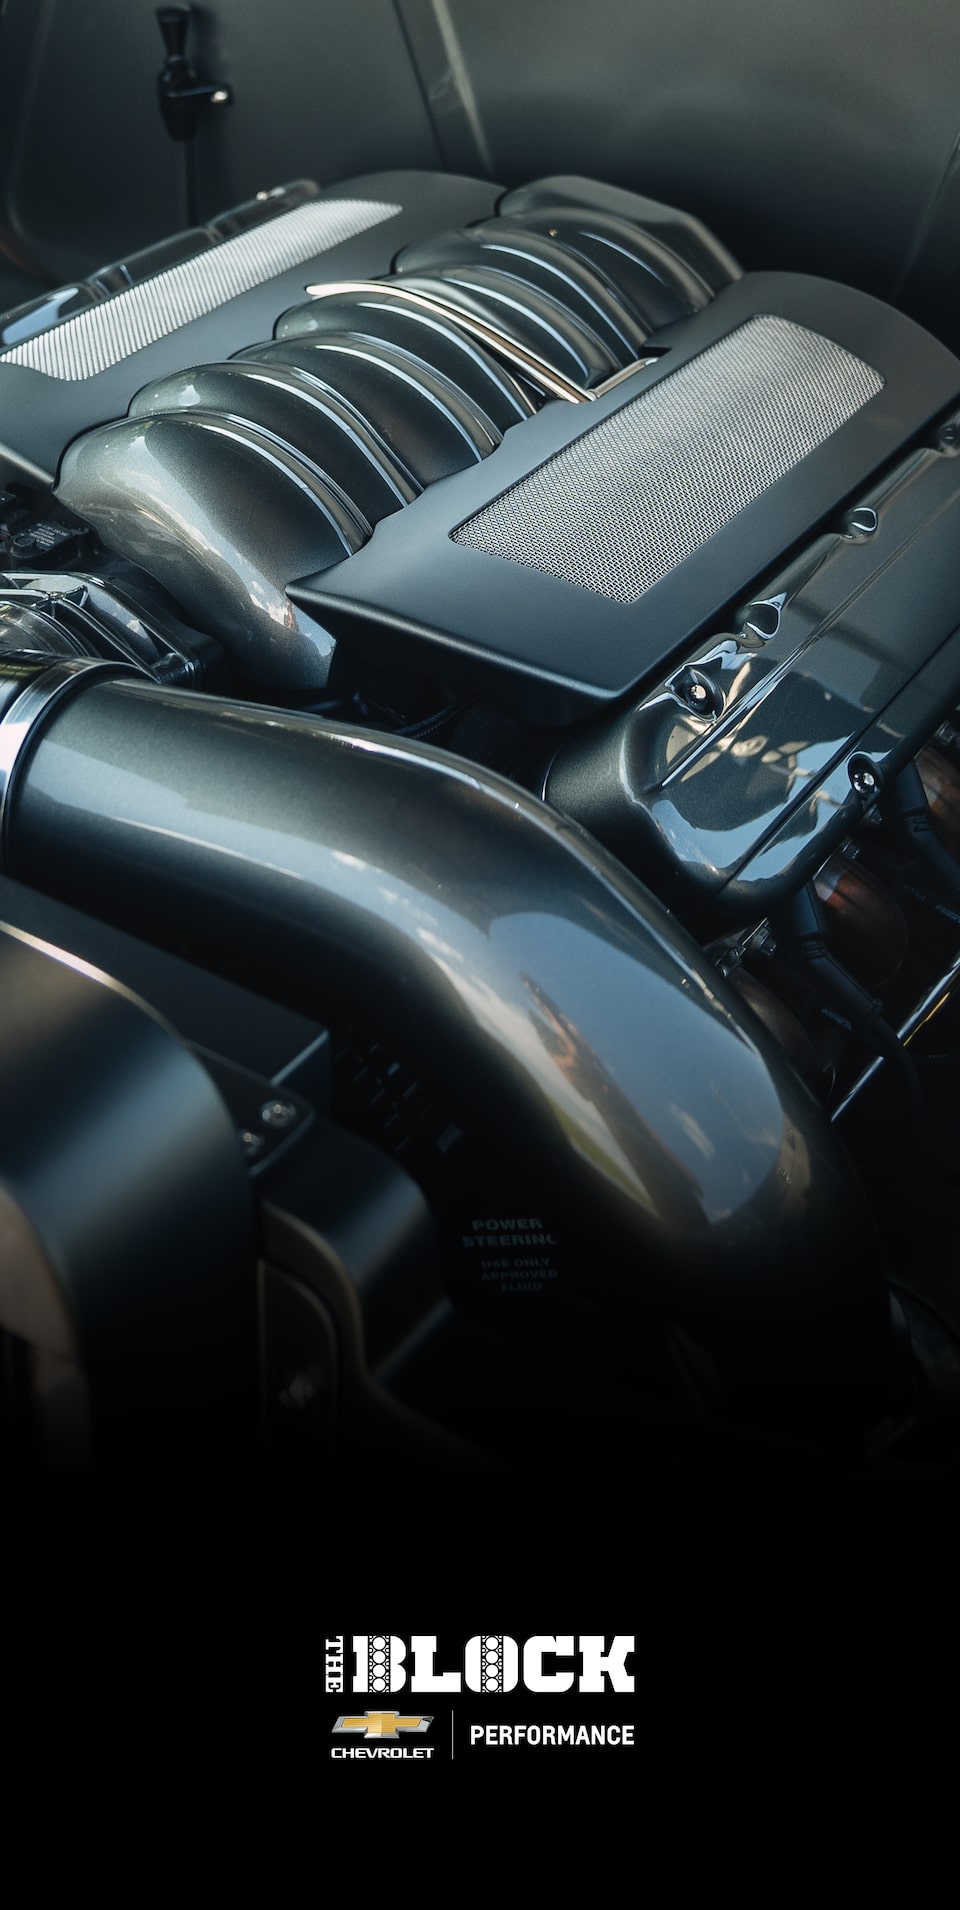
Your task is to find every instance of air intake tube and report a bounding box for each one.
[0,662,903,1435]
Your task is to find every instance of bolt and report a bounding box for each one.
[850,764,878,797]
[239,1128,265,1161]
[260,1098,298,1131]
[744,598,782,641]
[844,506,878,538]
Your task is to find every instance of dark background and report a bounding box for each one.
[2,0,960,350]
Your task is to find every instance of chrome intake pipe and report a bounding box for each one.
[0,663,899,1420]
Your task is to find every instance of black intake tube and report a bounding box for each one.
[4,671,900,1423]
[774,883,925,1125]
[882,758,960,912]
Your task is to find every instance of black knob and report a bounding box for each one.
[155,3,232,142]
[156,6,191,62]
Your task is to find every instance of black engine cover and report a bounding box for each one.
[294,272,960,720]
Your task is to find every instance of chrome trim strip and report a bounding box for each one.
[305,277,593,402]
[593,354,662,396]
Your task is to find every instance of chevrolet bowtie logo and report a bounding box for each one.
[333,1711,433,1739]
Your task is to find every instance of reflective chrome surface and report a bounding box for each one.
[0,659,125,860]
[545,444,960,923]
[57,411,354,687]
[394,221,652,362]
[388,266,618,389]
[303,278,592,402]
[493,207,715,320]
[0,570,210,683]
[128,360,421,518]
[243,329,503,477]
[9,673,892,1386]
[276,288,537,430]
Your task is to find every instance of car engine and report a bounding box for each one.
[3,167,960,1478]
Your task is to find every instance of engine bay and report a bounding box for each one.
[5,165,960,1479]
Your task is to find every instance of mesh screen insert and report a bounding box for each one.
[0,199,400,382]
[451,316,883,602]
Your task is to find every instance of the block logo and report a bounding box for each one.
[327,1634,634,1694]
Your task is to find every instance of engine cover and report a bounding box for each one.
[24,171,955,727]
[0,174,502,482]
[294,277,960,720]
[9,168,960,922]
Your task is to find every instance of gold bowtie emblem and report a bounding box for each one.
[333,1711,432,1738]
